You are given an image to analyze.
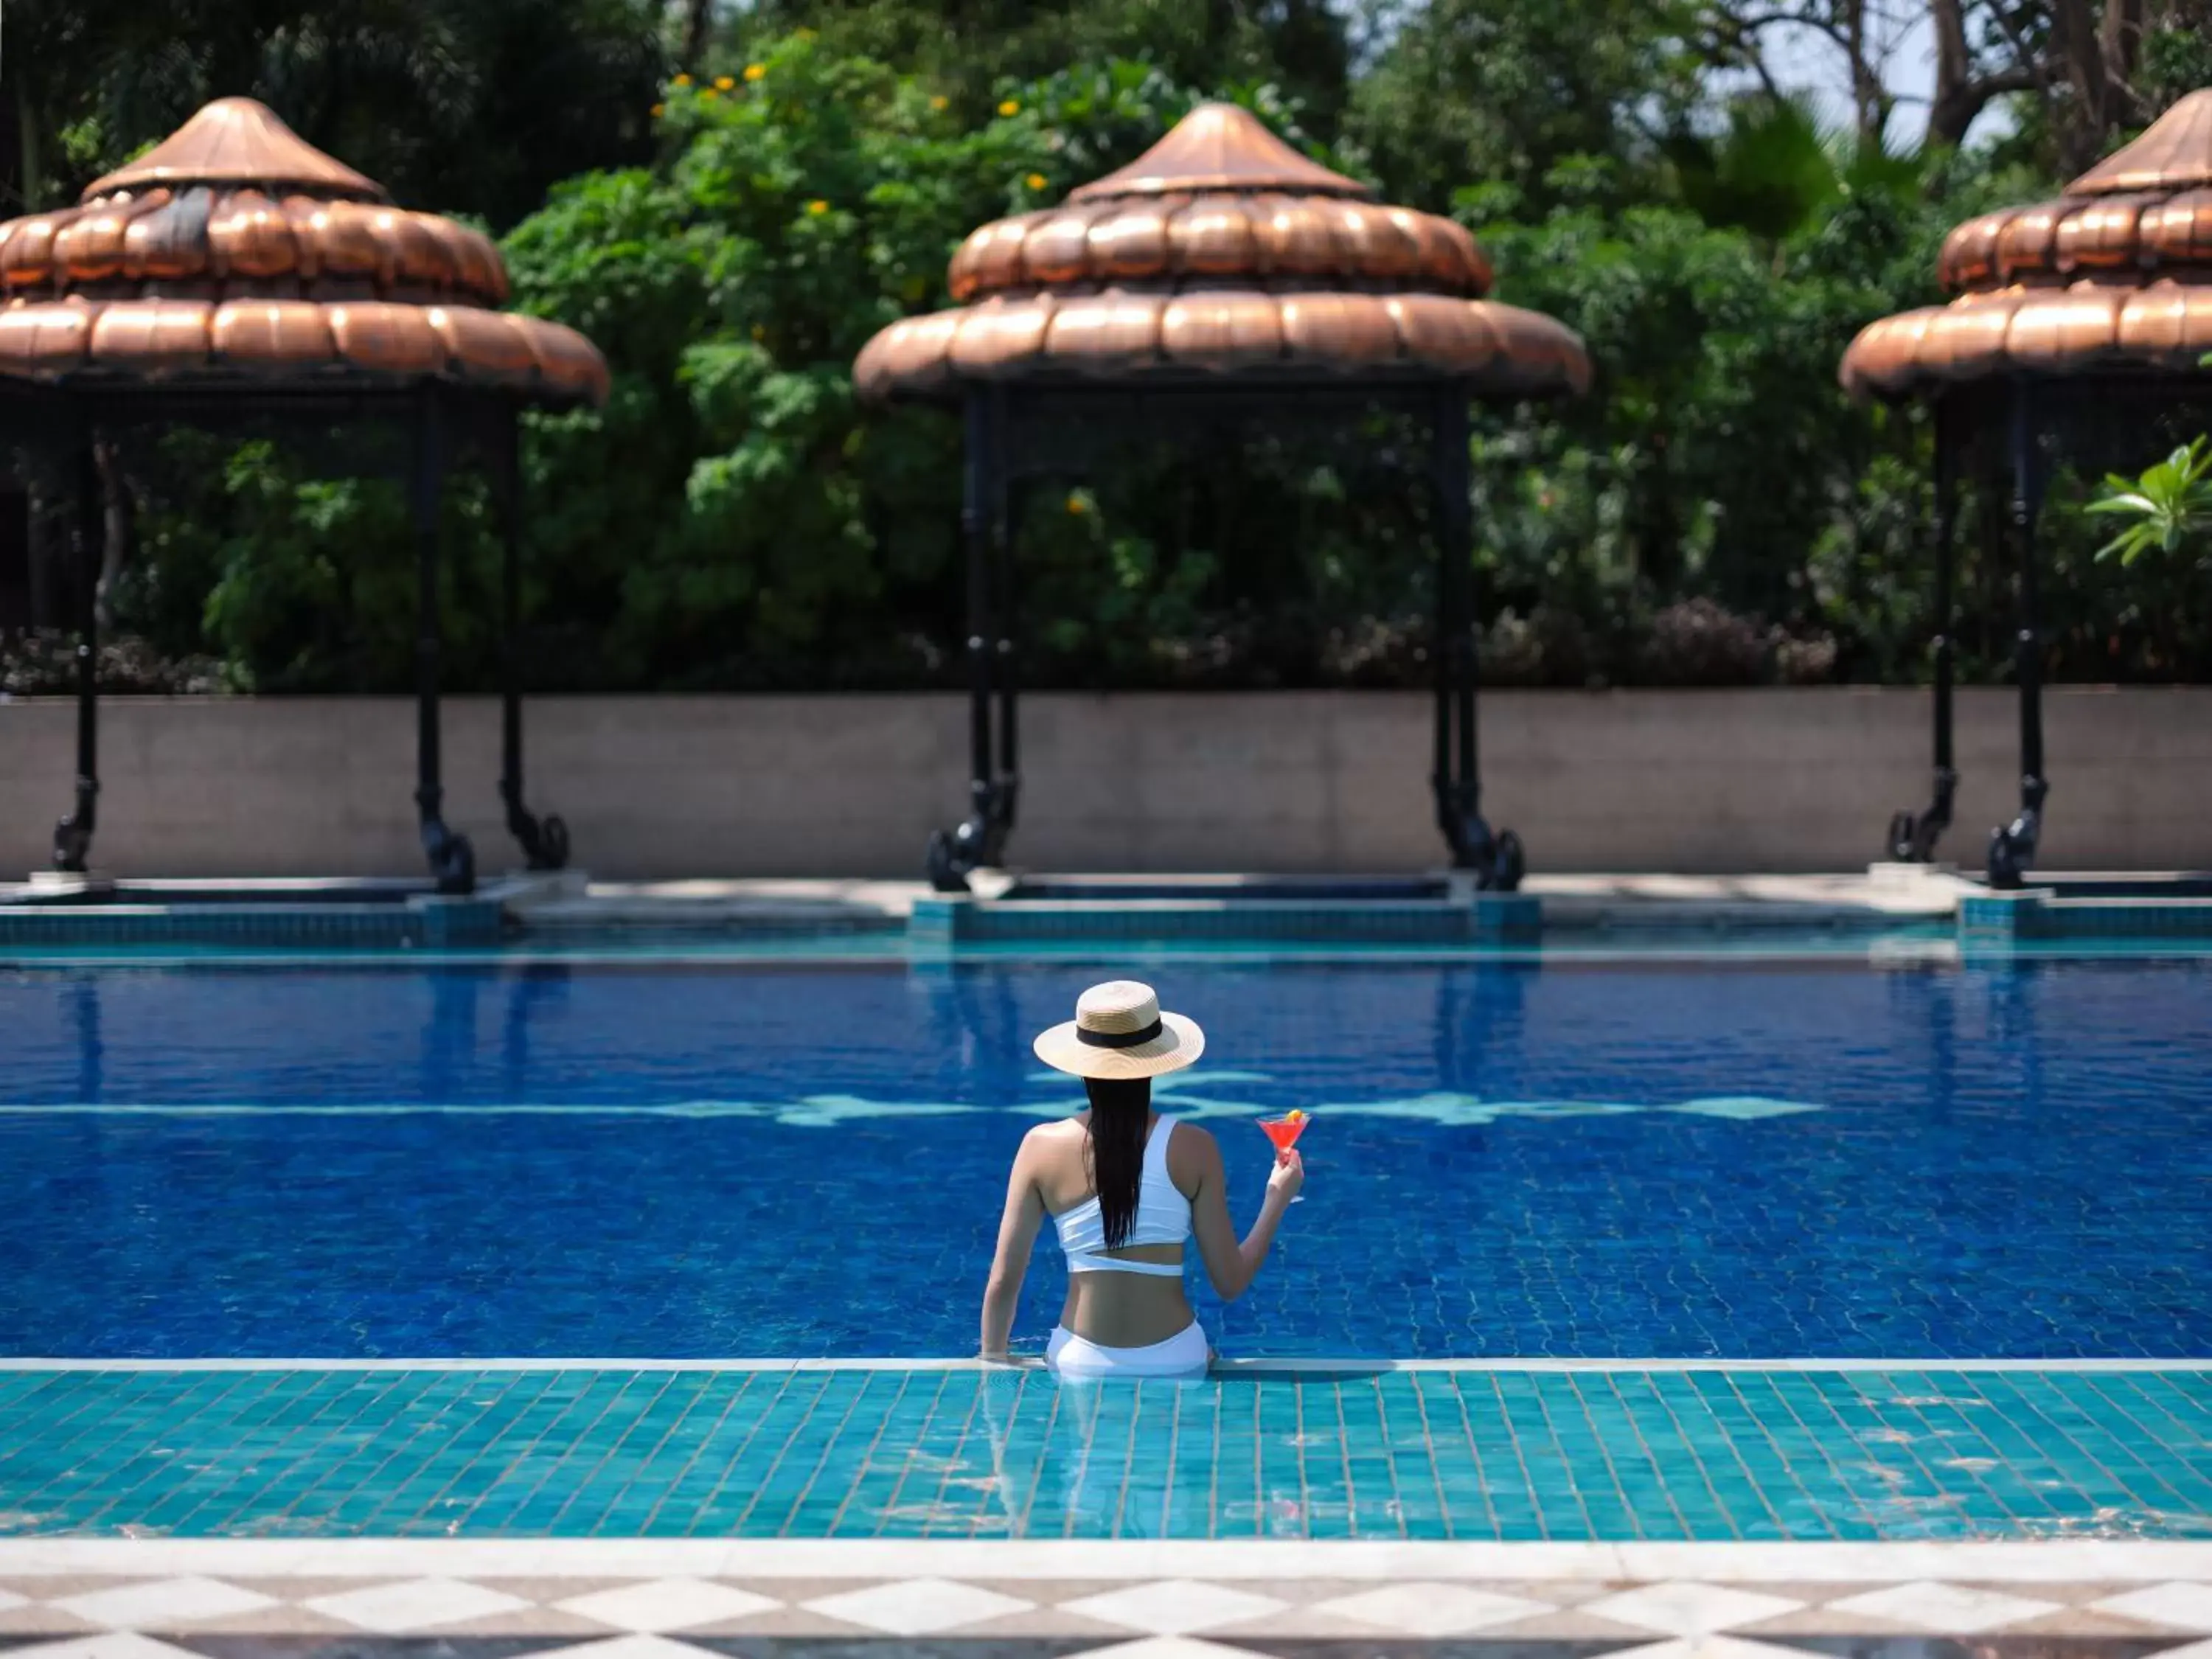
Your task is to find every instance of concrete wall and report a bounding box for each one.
[1,687,2207,877]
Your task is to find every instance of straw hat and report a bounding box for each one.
[1033,981,1205,1080]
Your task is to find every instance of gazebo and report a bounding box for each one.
[0,97,608,893]
[855,103,1590,893]
[1841,89,2212,886]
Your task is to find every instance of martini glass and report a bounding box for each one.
[1257,1114,1307,1203]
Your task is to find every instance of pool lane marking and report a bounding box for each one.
[0,1095,1826,1123]
[2,1357,2207,1373]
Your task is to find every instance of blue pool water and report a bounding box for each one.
[3,953,2208,1360]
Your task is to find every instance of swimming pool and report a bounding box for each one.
[4,951,2208,1360]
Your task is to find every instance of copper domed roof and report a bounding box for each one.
[1842,88,2212,398]
[0,97,606,406]
[855,103,1590,400]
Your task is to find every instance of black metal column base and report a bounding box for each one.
[1986,775,2048,890]
[925,782,1018,894]
[52,776,97,872]
[420,815,477,897]
[1886,766,1958,863]
[502,787,571,872]
[1435,779,1524,891]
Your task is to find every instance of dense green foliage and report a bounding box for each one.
[13,0,2212,692]
[7,0,664,226]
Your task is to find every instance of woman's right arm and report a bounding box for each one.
[980,1131,1046,1360]
[1187,1130,1302,1301]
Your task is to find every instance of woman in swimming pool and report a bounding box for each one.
[980,980,1302,1379]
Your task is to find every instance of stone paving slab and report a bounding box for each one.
[2,1543,2212,1652]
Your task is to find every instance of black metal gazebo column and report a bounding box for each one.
[927,386,1019,893]
[488,408,570,872]
[52,437,102,872]
[408,392,475,895]
[1429,383,1522,890]
[1887,395,1962,863]
[1987,381,2049,888]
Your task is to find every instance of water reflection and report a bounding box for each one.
[500,964,571,1102]
[69,973,102,1103]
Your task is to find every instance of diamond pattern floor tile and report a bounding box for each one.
[2096,1585,2212,1632]
[1583,1584,1806,1637]
[1823,1581,2065,1632]
[302,1578,532,1634]
[552,1582,780,1635]
[49,1582,276,1630]
[1611,1638,1829,1659]
[797,1578,1034,1636]
[1056,1640,1265,1659]
[509,1638,715,1659]
[1061,1582,1288,1637]
[1309,1582,1558,1635]
[7,1638,207,1659]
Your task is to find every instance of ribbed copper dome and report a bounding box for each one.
[0,97,607,406]
[1842,88,2212,397]
[855,103,1590,400]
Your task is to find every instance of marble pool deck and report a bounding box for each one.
[4,1537,2212,1656]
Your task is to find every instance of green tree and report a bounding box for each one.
[725,0,1353,136]
[1344,0,1706,214]
[11,0,667,228]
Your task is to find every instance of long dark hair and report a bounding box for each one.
[1083,1076,1152,1251]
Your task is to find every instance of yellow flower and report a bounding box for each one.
[743,63,766,82]
[672,73,692,87]
[998,99,1020,116]
[1065,492,1089,515]
[1025,172,1047,190]
[930,94,948,112]
[807,198,830,215]
[714,75,735,91]
[650,102,665,117]
[700,86,719,100]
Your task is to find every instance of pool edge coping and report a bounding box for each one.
[4,1537,2212,1579]
[4,1356,2209,1371]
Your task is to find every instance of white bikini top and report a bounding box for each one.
[1053,1118,1191,1276]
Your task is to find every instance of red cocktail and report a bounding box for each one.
[1257,1111,1308,1200]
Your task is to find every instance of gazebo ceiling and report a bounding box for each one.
[0,97,606,407]
[1841,88,2212,399]
[855,102,1590,401]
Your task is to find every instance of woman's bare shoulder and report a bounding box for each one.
[1164,1119,1222,1166]
[1021,1117,1085,1156]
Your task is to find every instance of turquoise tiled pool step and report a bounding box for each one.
[0,894,505,948]
[1,1366,2207,1541]
[1963,888,2212,941]
[911,891,1543,947]
[6,872,2212,949]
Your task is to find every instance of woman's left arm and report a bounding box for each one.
[981,1130,1046,1360]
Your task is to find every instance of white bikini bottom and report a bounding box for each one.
[1046,1320,1210,1380]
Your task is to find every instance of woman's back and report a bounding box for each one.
[1033,1111,1200,1349]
